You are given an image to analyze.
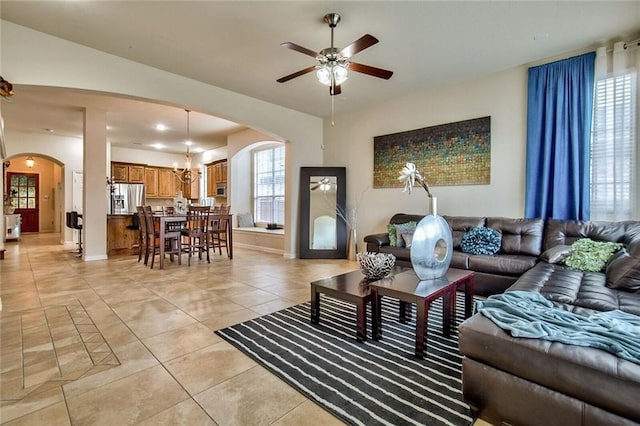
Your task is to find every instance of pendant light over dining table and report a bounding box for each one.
[173,109,201,185]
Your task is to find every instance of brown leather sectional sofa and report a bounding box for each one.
[365,214,640,424]
[364,213,547,296]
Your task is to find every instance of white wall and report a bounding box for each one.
[111,146,185,168]
[2,20,323,258]
[323,66,528,247]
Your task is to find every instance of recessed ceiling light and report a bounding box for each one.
[155,124,168,131]
[185,140,193,146]
[45,128,54,132]
[193,147,204,153]
[151,143,165,149]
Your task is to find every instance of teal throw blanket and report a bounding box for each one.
[476,291,640,364]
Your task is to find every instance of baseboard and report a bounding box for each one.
[233,242,284,255]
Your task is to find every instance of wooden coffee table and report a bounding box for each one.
[369,268,475,359]
[310,269,383,342]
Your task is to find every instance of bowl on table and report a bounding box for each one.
[356,252,396,281]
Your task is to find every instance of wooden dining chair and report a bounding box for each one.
[143,205,181,269]
[136,206,147,263]
[181,205,211,266]
[210,205,231,257]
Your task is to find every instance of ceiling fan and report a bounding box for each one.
[310,177,333,191]
[277,13,393,96]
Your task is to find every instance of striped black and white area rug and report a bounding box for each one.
[216,295,473,426]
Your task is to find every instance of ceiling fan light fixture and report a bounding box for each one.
[316,63,349,86]
[316,66,332,86]
[333,63,349,85]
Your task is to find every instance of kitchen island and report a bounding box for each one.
[107,214,138,256]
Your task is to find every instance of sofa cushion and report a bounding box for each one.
[451,251,469,270]
[562,238,623,272]
[460,227,502,255]
[508,262,640,316]
[543,219,640,251]
[459,313,640,422]
[443,216,485,249]
[606,249,640,292]
[539,244,574,264]
[468,254,538,276]
[487,217,544,257]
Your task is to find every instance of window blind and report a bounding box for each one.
[590,71,636,220]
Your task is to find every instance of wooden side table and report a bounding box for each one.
[370,268,475,359]
[310,270,375,342]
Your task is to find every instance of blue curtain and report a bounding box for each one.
[524,52,595,221]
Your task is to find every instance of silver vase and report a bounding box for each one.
[347,227,357,261]
[410,196,453,279]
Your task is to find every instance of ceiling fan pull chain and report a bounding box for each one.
[331,93,335,126]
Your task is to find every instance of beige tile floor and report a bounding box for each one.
[0,233,357,425]
[1,233,492,426]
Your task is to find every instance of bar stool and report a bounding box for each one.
[69,211,83,254]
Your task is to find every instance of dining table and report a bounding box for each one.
[153,213,187,270]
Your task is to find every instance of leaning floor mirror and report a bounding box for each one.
[299,167,347,259]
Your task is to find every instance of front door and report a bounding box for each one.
[7,172,39,232]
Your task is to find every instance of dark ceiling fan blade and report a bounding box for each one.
[311,183,320,190]
[281,42,321,59]
[348,62,393,80]
[277,66,317,83]
[329,83,342,96]
[339,34,379,58]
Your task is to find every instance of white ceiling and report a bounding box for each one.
[1,1,639,153]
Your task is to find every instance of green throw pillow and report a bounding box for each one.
[562,238,623,272]
[387,223,398,247]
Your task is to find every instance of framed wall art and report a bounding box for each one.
[373,116,491,188]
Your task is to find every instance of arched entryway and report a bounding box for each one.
[3,154,65,234]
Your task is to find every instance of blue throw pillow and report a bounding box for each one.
[460,227,502,255]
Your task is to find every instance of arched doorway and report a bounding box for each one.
[4,154,65,234]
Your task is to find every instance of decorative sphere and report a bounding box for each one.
[357,252,396,281]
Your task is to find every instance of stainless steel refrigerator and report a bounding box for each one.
[112,183,145,214]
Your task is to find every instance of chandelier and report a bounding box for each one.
[173,109,201,185]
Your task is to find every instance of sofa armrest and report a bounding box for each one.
[364,233,390,251]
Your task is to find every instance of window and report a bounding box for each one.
[253,145,285,224]
[590,71,637,220]
[8,173,38,209]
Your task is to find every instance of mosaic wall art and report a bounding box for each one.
[373,116,491,188]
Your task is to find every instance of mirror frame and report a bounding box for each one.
[299,166,347,259]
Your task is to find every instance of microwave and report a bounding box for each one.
[216,184,227,197]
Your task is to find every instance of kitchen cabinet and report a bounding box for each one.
[214,161,227,183]
[158,168,177,198]
[111,163,129,182]
[111,163,145,184]
[144,167,158,197]
[206,164,216,197]
[206,160,227,197]
[128,165,145,183]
